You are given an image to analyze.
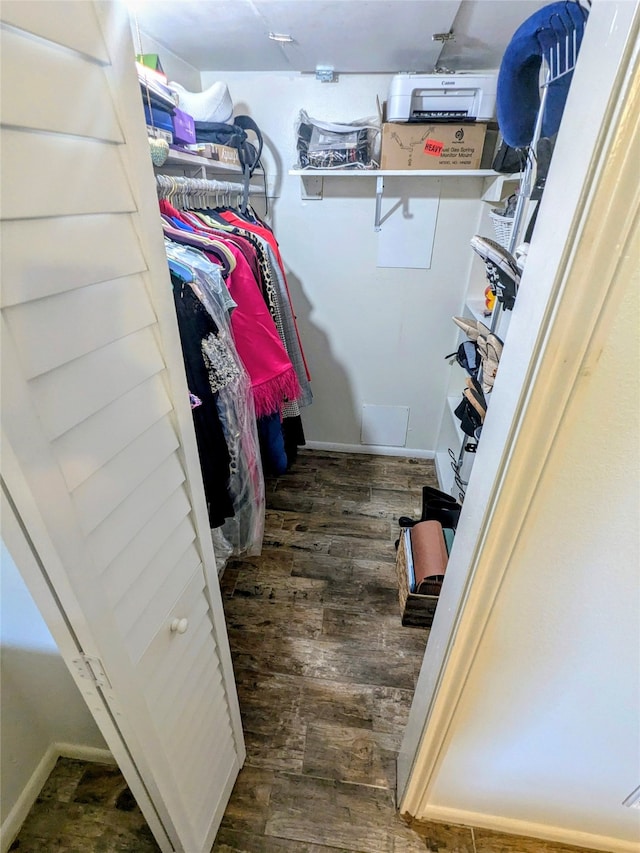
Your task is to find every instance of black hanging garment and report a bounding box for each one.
[171,272,234,527]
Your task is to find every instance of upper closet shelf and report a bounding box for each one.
[154,151,264,204]
[289,169,497,177]
[289,169,498,231]
[157,150,263,178]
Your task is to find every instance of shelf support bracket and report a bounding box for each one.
[374,175,384,231]
[300,175,323,200]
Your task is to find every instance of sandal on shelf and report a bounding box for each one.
[454,395,483,436]
[464,376,488,422]
[476,332,504,393]
[452,316,491,341]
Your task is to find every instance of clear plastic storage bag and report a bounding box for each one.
[295,110,380,169]
[166,242,265,559]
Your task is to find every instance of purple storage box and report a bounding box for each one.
[172,108,196,145]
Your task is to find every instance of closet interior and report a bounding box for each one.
[133,0,589,592]
[4,1,639,853]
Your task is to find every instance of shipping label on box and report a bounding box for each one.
[381,123,487,170]
[204,143,241,166]
[188,143,241,166]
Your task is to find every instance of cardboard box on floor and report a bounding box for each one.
[381,122,488,170]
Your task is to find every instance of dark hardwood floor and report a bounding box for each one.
[11,450,432,853]
[8,758,159,852]
[11,450,603,853]
[213,449,432,852]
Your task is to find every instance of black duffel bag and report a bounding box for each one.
[194,116,263,209]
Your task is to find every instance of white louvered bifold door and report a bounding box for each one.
[0,4,245,851]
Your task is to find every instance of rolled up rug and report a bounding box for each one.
[410,521,448,597]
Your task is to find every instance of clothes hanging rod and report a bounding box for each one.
[156,174,260,197]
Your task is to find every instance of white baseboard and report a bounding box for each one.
[0,743,114,853]
[304,441,435,460]
[55,742,115,765]
[413,804,638,853]
[0,744,58,853]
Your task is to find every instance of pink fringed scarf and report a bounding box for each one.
[225,251,300,417]
[161,201,300,417]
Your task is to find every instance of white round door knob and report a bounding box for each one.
[170,618,189,634]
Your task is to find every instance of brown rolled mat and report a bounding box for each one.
[410,520,448,596]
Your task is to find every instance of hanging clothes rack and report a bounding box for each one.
[156,173,259,210]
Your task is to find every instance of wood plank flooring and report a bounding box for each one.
[11,450,604,853]
[213,449,432,852]
[9,758,159,852]
[11,450,431,853]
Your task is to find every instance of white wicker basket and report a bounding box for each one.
[489,210,515,249]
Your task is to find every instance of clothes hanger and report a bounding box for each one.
[168,175,180,207]
[163,212,237,276]
[168,257,195,283]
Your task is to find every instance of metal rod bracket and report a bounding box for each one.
[374,175,384,231]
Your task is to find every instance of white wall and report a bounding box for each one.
[427,275,640,845]
[397,3,640,849]
[0,540,106,825]
[131,27,201,90]
[201,70,487,454]
[0,666,51,827]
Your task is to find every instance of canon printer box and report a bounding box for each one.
[380,122,488,170]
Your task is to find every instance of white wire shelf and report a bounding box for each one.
[289,168,498,177]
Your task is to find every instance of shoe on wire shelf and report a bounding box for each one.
[470,234,522,311]
[513,242,529,270]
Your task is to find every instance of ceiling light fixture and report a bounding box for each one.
[315,66,336,83]
[432,31,455,42]
[268,32,294,43]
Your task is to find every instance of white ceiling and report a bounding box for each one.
[128,0,547,74]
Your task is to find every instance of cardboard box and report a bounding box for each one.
[381,122,487,170]
[191,143,241,167]
[480,125,500,169]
